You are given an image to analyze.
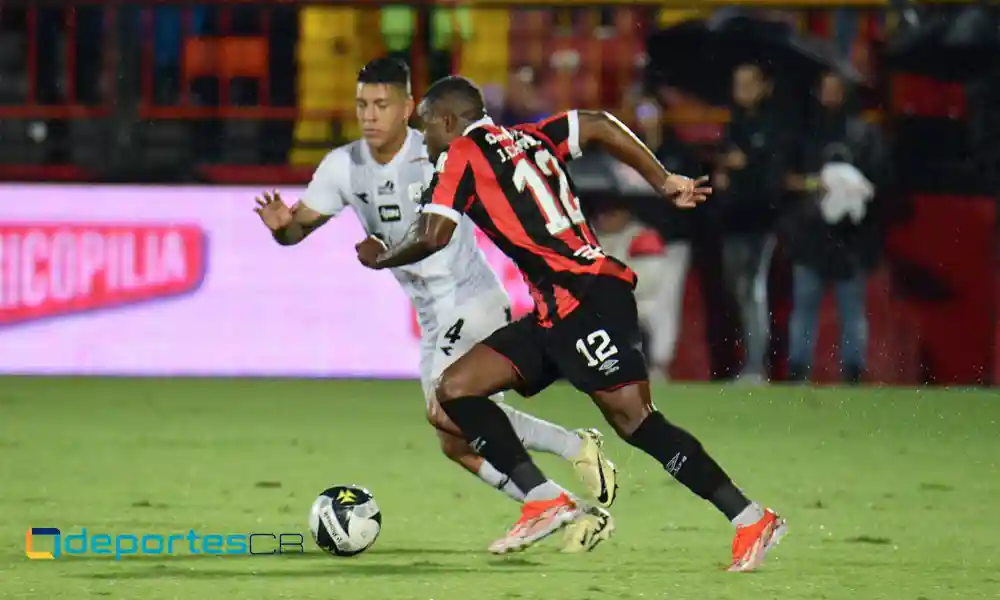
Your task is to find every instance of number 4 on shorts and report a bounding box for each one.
[444,319,464,344]
[575,329,619,368]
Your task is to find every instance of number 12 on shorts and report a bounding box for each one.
[576,329,619,369]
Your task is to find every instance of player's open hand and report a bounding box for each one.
[661,174,712,209]
[355,235,389,269]
[254,190,293,231]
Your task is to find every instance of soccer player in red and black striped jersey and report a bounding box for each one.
[357,76,787,568]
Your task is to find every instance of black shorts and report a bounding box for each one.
[482,277,648,397]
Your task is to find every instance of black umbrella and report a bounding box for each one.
[886,6,1000,82]
[646,13,864,107]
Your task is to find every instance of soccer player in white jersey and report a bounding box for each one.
[254,57,616,551]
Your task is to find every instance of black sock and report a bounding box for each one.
[626,411,750,520]
[709,481,753,521]
[440,395,547,494]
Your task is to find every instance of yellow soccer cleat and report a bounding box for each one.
[571,428,618,507]
[561,505,615,553]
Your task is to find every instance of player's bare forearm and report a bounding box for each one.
[577,110,674,190]
[272,204,331,246]
[272,223,307,245]
[372,213,456,269]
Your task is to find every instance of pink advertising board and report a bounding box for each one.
[0,185,533,377]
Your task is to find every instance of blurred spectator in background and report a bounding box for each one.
[713,63,788,384]
[590,93,701,380]
[784,71,885,384]
[594,207,686,381]
[498,66,549,126]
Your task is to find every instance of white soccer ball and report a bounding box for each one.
[308,485,382,556]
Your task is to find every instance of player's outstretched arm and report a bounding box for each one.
[358,212,456,269]
[575,110,711,207]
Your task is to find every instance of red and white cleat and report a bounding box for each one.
[727,508,788,572]
[488,493,581,554]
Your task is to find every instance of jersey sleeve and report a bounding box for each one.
[420,142,476,224]
[301,148,350,216]
[535,110,583,162]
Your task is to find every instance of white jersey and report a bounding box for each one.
[301,128,508,357]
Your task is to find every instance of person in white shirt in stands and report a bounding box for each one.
[594,207,690,380]
[252,57,616,551]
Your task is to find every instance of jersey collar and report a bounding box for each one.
[462,115,495,136]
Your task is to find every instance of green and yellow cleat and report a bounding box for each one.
[571,428,619,508]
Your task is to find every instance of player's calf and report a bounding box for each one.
[427,398,528,502]
[593,383,742,512]
[435,346,558,501]
[434,428,527,502]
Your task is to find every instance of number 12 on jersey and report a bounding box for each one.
[513,148,585,235]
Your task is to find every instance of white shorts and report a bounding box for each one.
[419,292,510,404]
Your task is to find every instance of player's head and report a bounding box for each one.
[418,75,487,163]
[356,57,414,150]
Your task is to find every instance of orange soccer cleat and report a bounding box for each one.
[727,508,788,572]
[487,493,581,554]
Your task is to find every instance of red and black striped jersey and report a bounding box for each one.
[422,110,636,326]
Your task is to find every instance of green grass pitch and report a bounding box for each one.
[1,377,998,599]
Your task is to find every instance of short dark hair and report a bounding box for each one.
[423,75,486,119]
[357,57,411,95]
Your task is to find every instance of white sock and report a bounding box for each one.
[731,502,765,528]
[477,460,526,502]
[523,480,566,503]
[498,403,582,460]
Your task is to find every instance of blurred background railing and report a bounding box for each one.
[0,0,962,183]
[0,0,997,385]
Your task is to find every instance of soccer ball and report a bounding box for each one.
[308,485,382,556]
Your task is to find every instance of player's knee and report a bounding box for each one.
[593,384,652,437]
[435,363,477,404]
[426,394,468,441]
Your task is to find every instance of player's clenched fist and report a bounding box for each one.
[355,235,388,269]
[254,190,293,231]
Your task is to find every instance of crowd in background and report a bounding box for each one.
[0,2,976,385]
[582,64,886,386]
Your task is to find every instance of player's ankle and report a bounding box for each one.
[563,430,584,459]
[509,461,547,495]
[710,481,754,522]
[523,480,565,503]
[730,501,765,528]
